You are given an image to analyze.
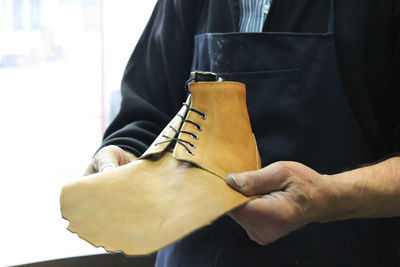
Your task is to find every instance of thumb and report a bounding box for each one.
[226,162,292,196]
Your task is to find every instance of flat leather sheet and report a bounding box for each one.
[61,152,250,255]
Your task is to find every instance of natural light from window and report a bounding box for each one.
[0,1,157,265]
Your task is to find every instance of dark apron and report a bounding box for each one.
[156,1,399,266]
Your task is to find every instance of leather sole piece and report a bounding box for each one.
[60,152,250,255]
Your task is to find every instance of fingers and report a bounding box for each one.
[229,194,288,224]
[84,145,137,175]
[226,161,294,196]
[226,162,326,247]
[93,146,119,172]
[229,196,294,245]
[84,163,96,175]
[229,200,264,224]
[246,229,269,246]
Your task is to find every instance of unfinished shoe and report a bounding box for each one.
[60,72,261,255]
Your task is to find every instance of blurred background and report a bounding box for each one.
[0,0,157,265]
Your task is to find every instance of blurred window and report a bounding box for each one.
[0,1,156,266]
[12,0,23,30]
[30,0,42,30]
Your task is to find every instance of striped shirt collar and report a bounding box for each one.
[239,0,272,32]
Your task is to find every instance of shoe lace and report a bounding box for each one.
[154,72,219,155]
[154,103,206,155]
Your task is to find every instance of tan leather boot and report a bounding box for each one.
[60,77,261,255]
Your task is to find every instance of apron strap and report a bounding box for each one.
[327,0,335,33]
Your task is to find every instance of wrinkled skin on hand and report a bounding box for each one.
[226,161,333,246]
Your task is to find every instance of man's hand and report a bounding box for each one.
[226,157,400,246]
[84,145,137,175]
[226,161,336,246]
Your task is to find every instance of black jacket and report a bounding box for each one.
[101,0,400,162]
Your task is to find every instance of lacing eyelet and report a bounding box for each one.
[186,150,195,156]
[160,100,207,155]
[188,143,196,149]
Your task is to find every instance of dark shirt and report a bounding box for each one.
[101,0,400,162]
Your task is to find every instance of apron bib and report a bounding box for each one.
[156,1,399,266]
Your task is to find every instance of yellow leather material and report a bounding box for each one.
[173,82,261,177]
[140,95,191,158]
[60,80,260,255]
[61,152,249,255]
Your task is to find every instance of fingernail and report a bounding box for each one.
[100,163,117,172]
[227,174,246,188]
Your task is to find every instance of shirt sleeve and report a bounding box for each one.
[100,0,204,157]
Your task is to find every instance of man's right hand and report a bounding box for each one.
[84,145,137,175]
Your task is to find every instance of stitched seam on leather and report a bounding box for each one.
[201,82,216,166]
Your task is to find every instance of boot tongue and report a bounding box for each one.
[190,71,220,82]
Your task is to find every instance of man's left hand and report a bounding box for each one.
[226,161,334,245]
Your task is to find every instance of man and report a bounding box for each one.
[87,0,400,266]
